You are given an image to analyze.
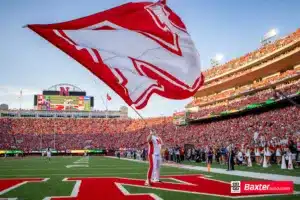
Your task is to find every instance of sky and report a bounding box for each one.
[0,0,299,118]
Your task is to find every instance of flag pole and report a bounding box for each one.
[106,95,108,113]
[100,96,108,118]
[130,105,149,126]
[129,105,153,147]
[19,90,23,110]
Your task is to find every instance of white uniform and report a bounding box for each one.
[255,148,260,156]
[264,147,271,156]
[276,148,281,156]
[147,135,162,182]
[47,150,51,158]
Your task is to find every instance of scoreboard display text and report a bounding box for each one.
[173,111,188,126]
[37,95,91,111]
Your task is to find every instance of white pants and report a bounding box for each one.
[147,154,161,181]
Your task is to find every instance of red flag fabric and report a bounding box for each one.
[28,1,204,109]
[107,94,112,101]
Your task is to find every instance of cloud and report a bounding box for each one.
[0,85,40,97]
[0,85,41,109]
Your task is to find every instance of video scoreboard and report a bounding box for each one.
[34,85,94,111]
[36,95,92,111]
[173,111,188,126]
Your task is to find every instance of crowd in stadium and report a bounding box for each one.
[193,69,299,106]
[0,117,170,150]
[203,28,300,80]
[1,106,299,160]
[190,78,300,119]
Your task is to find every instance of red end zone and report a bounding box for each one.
[0,175,295,199]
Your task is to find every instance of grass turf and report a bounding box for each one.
[0,156,299,200]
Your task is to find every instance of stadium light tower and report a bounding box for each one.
[215,53,224,62]
[210,53,224,67]
[261,28,279,46]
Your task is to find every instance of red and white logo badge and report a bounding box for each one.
[231,181,294,194]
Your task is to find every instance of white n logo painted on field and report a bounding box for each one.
[66,156,89,168]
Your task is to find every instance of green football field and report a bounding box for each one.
[0,156,299,200]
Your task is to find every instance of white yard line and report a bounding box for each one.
[65,156,90,168]
[106,156,300,184]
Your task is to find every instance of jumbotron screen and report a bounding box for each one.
[37,95,91,111]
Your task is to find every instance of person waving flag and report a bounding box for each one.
[146,130,163,186]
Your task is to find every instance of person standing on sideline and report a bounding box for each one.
[175,145,180,163]
[227,143,235,170]
[46,147,51,161]
[145,130,163,186]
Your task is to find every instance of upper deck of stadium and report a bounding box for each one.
[187,28,300,111]
[196,28,300,97]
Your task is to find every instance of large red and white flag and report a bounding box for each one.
[28,0,204,109]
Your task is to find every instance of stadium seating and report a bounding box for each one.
[190,78,300,119]
[0,105,299,151]
[193,69,299,107]
[203,29,300,80]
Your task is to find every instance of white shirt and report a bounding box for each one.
[149,135,162,155]
[237,152,243,161]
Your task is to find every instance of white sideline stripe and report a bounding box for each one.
[106,156,300,184]
[115,183,163,200]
